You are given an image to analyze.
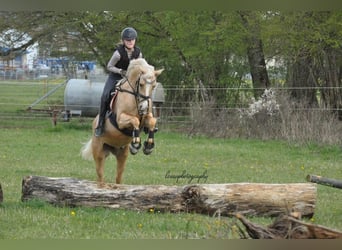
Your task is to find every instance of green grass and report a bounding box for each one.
[0,81,341,239]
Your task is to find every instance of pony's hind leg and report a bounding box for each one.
[92,139,106,187]
[114,146,129,184]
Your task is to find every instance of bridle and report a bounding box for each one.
[116,75,153,115]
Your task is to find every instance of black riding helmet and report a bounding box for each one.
[121,27,138,41]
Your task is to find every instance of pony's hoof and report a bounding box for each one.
[143,141,154,155]
[97,182,106,189]
[131,140,141,149]
[129,144,139,155]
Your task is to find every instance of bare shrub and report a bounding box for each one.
[188,89,341,146]
[188,100,241,138]
[277,91,342,145]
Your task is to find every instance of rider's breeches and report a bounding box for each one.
[99,73,122,119]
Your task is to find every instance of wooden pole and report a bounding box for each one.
[307,174,342,189]
[0,183,3,204]
[22,176,317,218]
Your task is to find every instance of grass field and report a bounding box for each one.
[0,81,341,239]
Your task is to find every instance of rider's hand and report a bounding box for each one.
[120,69,127,77]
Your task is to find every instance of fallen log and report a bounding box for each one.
[306,174,342,189]
[22,176,317,217]
[236,213,342,239]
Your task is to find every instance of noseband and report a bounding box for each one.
[117,76,150,99]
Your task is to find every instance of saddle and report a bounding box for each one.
[109,78,125,110]
[109,90,118,111]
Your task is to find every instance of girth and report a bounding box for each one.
[108,112,133,137]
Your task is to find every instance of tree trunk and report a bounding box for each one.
[319,48,342,119]
[238,11,270,98]
[22,176,317,218]
[287,47,318,107]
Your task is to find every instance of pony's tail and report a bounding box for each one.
[81,139,93,161]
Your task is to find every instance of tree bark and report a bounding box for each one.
[22,176,317,218]
[287,49,319,107]
[319,48,342,119]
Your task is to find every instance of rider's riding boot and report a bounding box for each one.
[95,104,107,137]
[94,118,104,137]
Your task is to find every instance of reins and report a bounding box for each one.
[116,76,151,100]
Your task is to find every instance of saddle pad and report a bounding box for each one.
[108,112,133,137]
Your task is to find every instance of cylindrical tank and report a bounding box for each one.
[64,79,165,117]
[64,79,104,117]
[152,82,165,103]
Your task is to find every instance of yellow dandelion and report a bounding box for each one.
[137,223,143,229]
[70,211,76,216]
[149,208,154,213]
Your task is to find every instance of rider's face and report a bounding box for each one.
[123,39,135,49]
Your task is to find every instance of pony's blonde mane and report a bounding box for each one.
[126,58,154,79]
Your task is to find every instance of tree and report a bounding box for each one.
[138,11,250,108]
[1,11,341,118]
[263,11,342,114]
[238,11,270,99]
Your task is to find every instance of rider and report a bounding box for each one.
[95,27,143,137]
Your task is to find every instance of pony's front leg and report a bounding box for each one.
[117,113,141,155]
[143,113,157,155]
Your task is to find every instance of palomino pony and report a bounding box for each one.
[81,58,163,186]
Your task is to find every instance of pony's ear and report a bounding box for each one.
[154,68,164,76]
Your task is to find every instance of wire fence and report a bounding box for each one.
[0,79,341,129]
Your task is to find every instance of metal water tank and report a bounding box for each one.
[64,79,103,117]
[152,82,165,103]
[64,79,165,117]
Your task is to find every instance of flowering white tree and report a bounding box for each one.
[241,88,280,118]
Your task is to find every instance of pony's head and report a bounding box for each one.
[126,58,164,109]
[126,58,163,85]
